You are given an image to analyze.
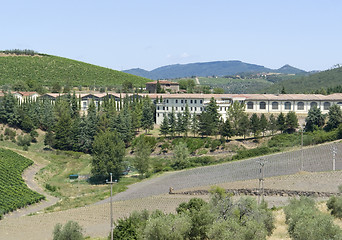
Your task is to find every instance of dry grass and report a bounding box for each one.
[267,209,291,240]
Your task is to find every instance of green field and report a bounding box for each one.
[0,148,45,217]
[0,54,150,88]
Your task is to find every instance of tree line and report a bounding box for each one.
[159,98,300,139]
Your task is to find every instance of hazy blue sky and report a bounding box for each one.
[1,0,341,71]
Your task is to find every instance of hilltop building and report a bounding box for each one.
[146,80,179,93]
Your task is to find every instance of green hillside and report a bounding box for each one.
[263,67,342,93]
[0,53,150,88]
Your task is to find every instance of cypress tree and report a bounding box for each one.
[159,114,169,137]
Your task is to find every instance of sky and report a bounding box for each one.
[1,0,342,72]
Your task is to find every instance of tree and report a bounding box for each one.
[159,115,169,137]
[54,110,73,150]
[133,135,151,177]
[220,119,233,140]
[173,142,190,169]
[182,105,191,137]
[250,113,260,137]
[199,98,220,136]
[176,112,184,136]
[285,111,299,134]
[141,97,154,133]
[305,106,325,132]
[325,104,342,131]
[191,113,199,137]
[91,130,125,181]
[259,114,268,136]
[227,101,245,135]
[51,82,62,93]
[156,80,162,93]
[53,221,84,240]
[169,108,176,138]
[268,114,277,135]
[277,112,286,133]
[237,113,250,139]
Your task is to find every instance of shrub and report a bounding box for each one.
[53,221,84,240]
[17,135,32,147]
[268,133,301,148]
[284,197,342,240]
[210,139,221,152]
[4,128,16,140]
[327,196,342,219]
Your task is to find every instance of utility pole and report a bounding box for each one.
[332,144,337,171]
[106,173,117,240]
[256,158,267,205]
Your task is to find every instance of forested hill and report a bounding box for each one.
[0,53,150,88]
[123,61,307,80]
[263,66,342,93]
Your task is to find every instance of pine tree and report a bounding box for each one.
[91,130,125,181]
[268,114,278,135]
[191,113,199,137]
[176,112,184,136]
[227,101,245,136]
[285,111,299,134]
[305,106,325,132]
[238,113,250,139]
[159,114,169,137]
[169,108,176,138]
[182,104,191,137]
[156,80,162,93]
[250,113,260,137]
[141,97,154,133]
[199,97,220,136]
[325,104,342,131]
[259,114,268,136]
[277,112,286,133]
[133,135,151,176]
[220,119,233,140]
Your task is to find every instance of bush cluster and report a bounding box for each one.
[111,188,275,240]
[327,196,342,219]
[284,197,342,240]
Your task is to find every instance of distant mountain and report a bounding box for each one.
[123,61,307,80]
[263,66,342,93]
[276,64,307,74]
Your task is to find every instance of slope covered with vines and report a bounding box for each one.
[0,148,45,218]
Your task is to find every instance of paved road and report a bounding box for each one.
[97,141,342,204]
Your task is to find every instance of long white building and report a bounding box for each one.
[37,92,342,124]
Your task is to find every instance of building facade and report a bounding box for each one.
[146,80,180,93]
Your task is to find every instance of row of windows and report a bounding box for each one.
[246,101,342,110]
[163,99,203,104]
[157,106,203,111]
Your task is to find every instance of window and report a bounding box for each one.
[259,102,266,110]
[200,100,203,104]
[157,106,160,110]
[175,107,178,110]
[166,107,169,110]
[338,102,342,107]
[272,102,278,110]
[220,107,222,111]
[324,102,331,110]
[175,100,178,103]
[200,107,203,111]
[166,100,169,103]
[195,107,197,111]
[297,102,304,110]
[247,102,254,109]
[190,100,193,104]
[181,107,184,111]
[163,106,165,110]
[310,102,317,109]
[181,100,184,104]
[190,107,193,111]
[194,100,197,104]
[185,100,187,103]
[285,102,291,110]
[157,113,159,117]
